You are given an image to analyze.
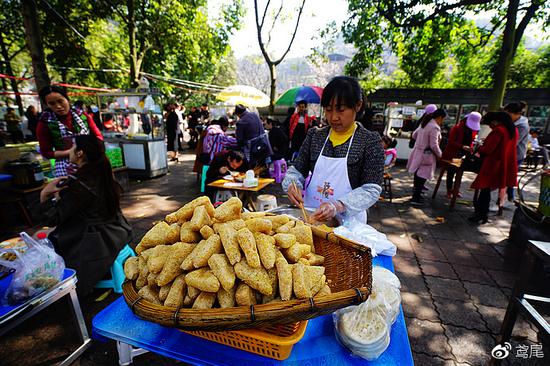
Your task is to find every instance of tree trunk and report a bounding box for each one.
[127,0,140,88]
[268,63,276,115]
[488,0,519,111]
[21,0,50,93]
[0,32,23,115]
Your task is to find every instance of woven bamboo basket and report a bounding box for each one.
[122,226,372,331]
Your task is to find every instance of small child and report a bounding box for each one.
[382,135,397,170]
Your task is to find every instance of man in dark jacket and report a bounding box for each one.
[234,104,268,165]
[265,118,288,161]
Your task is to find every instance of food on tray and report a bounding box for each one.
[235,283,257,306]
[166,223,181,244]
[147,245,172,273]
[214,197,242,222]
[165,274,187,308]
[165,196,214,224]
[185,268,220,292]
[138,285,161,305]
[140,221,170,248]
[217,286,236,308]
[245,218,272,234]
[147,272,159,287]
[255,233,277,269]
[191,234,223,268]
[292,262,311,299]
[200,225,215,239]
[290,226,314,253]
[183,285,200,306]
[208,254,236,291]
[236,228,261,268]
[306,253,325,266]
[285,243,311,263]
[275,257,293,301]
[159,284,171,302]
[193,292,217,309]
[157,242,194,286]
[234,260,272,295]
[123,256,139,280]
[190,205,212,231]
[265,215,289,229]
[274,233,296,249]
[217,223,242,265]
[241,211,266,220]
[125,196,331,309]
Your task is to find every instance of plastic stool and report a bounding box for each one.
[270,159,287,183]
[255,194,277,211]
[200,165,209,193]
[214,190,236,202]
[95,244,136,294]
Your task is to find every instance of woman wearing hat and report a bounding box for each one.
[441,112,481,198]
[469,112,517,224]
[283,76,384,224]
[409,104,437,148]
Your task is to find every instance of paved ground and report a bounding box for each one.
[1,152,548,366]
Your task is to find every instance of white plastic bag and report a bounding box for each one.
[0,232,65,305]
[333,217,397,256]
[333,265,402,360]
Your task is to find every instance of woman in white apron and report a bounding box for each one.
[282,76,384,223]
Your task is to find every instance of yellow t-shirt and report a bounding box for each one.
[329,122,357,147]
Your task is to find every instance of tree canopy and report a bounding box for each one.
[342,0,550,108]
[4,0,244,105]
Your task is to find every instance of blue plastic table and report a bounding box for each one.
[1,268,92,366]
[92,256,413,365]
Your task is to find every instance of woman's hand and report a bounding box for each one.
[219,166,229,175]
[287,182,303,207]
[462,145,472,153]
[311,201,345,222]
[40,177,67,203]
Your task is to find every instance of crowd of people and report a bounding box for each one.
[0,78,545,297]
[404,100,539,224]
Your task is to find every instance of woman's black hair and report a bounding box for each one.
[382,135,397,148]
[38,85,70,104]
[218,117,229,129]
[481,112,516,139]
[503,101,527,114]
[421,108,447,128]
[74,135,121,216]
[227,150,245,163]
[321,76,364,113]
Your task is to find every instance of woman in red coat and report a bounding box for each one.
[441,112,481,198]
[469,112,517,224]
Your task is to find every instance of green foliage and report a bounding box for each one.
[342,0,550,94]
[3,0,243,96]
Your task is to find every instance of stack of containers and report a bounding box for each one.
[333,266,401,360]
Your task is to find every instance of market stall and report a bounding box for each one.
[97,91,168,179]
[91,196,411,364]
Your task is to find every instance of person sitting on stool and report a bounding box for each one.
[205,150,249,201]
[39,135,133,297]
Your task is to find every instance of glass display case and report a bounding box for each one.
[96,92,168,178]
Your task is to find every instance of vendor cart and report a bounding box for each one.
[97,92,168,179]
